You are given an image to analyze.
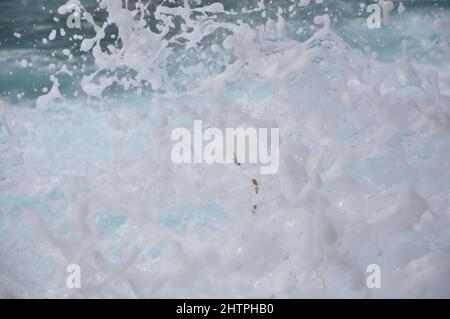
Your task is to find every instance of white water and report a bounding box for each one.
[1,0,450,298]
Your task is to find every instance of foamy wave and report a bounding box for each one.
[1,0,450,298]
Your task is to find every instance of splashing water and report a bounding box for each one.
[1,0,450,298]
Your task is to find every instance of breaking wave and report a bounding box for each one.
[1,0,450,298]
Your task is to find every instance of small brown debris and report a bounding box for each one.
[251,178,259,194]
[233,153,241,166]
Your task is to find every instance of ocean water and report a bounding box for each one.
[1,0,450,298]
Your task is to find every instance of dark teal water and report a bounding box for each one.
[1,0,448,104]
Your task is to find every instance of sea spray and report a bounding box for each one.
[0,0,449,298]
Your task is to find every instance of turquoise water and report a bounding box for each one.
[1,0,450,298]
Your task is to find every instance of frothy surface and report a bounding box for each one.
[1,0,450,298]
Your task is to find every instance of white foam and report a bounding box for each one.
[2,1,450,298]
